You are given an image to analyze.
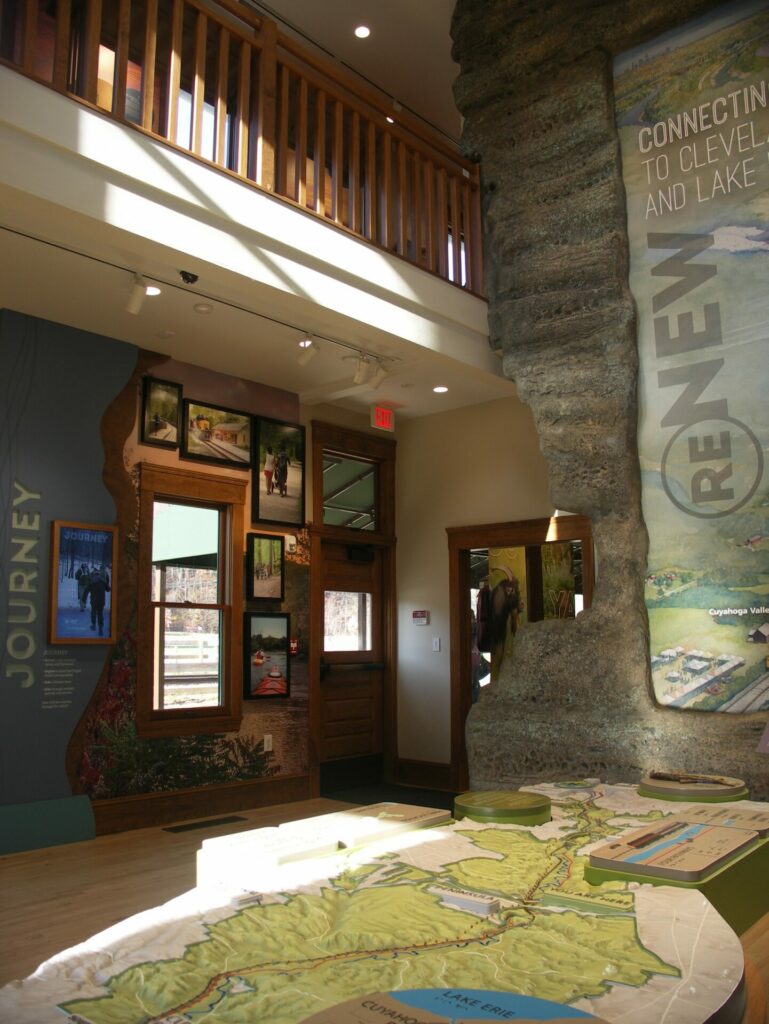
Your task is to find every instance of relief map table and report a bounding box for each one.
[0,780,765,1024]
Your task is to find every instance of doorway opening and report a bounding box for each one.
[447,516,594,791]
[310,422,396,797]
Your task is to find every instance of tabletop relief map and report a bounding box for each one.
[0,782,754,1024]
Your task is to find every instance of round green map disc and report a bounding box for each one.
[638,773,748,802]
[454,790,551,825]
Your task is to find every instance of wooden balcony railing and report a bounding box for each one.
[0,0,484,295]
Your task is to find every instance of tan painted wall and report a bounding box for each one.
[395,396,551,762]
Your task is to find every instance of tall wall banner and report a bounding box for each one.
[614,1,769,712]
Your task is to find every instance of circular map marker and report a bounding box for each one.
[454,789,551,825]
[639,772,748,802]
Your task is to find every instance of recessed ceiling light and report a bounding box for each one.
[433,385,448,394]
[354,25,370,38]
[386,116,395,124]
[298,336,313,348]
[193,302,213,314]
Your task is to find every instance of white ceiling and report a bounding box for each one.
[248,0,463,144]
[0,2,512,421]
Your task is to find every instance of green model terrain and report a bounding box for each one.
[61,796,678,1024]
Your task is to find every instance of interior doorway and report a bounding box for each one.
[317,539,387,789]
[309,421,397,795]
[447,516,594,791]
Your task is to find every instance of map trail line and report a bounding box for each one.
[145,909,543,1023]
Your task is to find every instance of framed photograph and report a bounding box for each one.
[49,521,118,644]
[243,612,290,698]
[182,399,251,468]
[253,417,306,526]
[246,532,285,601]
[140,377,181,448]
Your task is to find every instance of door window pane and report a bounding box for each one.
[324,591,372,651]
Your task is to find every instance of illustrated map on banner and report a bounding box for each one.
[0,782,753,1024]
[613,0,769,712]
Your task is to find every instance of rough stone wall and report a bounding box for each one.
[451,0,769,798]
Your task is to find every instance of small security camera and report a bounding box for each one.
[179,270,199,284]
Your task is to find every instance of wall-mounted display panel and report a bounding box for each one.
[48,521,117,644]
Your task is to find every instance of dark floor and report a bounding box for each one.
[322,781,457,812]
[318,755,457,811]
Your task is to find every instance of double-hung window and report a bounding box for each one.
[137,464,245,737]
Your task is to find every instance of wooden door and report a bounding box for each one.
[319,541,385,763]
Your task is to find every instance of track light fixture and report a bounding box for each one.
[352,354,370,385]
[369,360,388,389]
[126,274,161,315]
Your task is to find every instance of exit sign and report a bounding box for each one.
[370,404,395,432]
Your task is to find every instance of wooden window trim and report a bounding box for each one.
[137,463,245,738]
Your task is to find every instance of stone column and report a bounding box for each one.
[451,0,768,797]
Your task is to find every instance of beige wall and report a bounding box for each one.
[395,395,551,763]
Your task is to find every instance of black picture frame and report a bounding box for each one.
[181,399,252,468]
[48,521,118,644]
[246,532,285,601]
[253,417,306,527]
[140,377,182,449]
[243,612,290,698]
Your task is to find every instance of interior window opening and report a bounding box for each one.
[138,463,245,738]
[470,539,586,699]
[322,453,377,531]
[151,501,223,710]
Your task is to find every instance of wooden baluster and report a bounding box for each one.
[314,88,326,215]
[140,0,158,132]
[331,99,343,224]
[381,129,392,249]
[468,174,483,294]
[364,119,376,242]
[21,0,38,76]
[423,158,436,273]
[81,0,102,105]
[412,151,424,269]
[166,0,183,143]
[276,63,290,196]
[460,178,477,292]
[113,0,131,117]
[214,28,230,168]
[296,76,308,206]
[349,111,361,234]
[460,178,471,290]
[254,18,277,191]
[52,0,71,91]
[396,139,407,256]
[191,10,207,156]
[436,166,448,279]
[449,175,462,285]
[234,38,251,178]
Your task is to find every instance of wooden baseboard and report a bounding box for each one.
[743,954,767,1024]
[393,759,452,791]
[93,773,313,834]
